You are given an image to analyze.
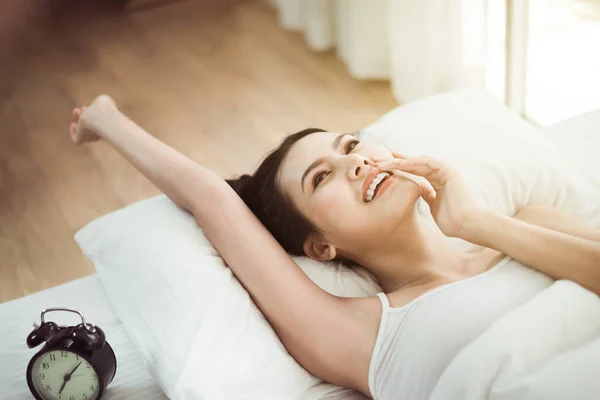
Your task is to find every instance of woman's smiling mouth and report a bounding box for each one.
[363,171,393,202]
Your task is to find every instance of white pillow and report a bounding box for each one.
[76,197,331,399]
[76,198,377,400]
[75,88,600,400]
[542,109,600,189]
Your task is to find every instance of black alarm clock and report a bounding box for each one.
[26,308,117,400]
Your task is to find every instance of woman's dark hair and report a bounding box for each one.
[226,128,326,256]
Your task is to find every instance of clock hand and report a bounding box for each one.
[67,361,82,377]
[58,361,82,396]
[58,379,68,397]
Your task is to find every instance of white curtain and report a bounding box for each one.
[270,0,487,103]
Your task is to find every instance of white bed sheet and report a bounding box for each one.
[0,275,168,400]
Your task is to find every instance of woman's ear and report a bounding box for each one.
[303,235,337,261]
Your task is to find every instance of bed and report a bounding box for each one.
[1,92,599,400]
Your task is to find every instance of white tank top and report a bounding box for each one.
[368,256,554,400]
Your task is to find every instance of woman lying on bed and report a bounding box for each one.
[70,95,600,400]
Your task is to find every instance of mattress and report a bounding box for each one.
[0,275,168,400]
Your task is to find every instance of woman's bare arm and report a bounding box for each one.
[462,207,600,295]
[75,96,375,393]
[514,204,600,243]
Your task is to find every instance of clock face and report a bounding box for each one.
[30,349,100,400]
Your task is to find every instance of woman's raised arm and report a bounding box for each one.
[71,96,377,395]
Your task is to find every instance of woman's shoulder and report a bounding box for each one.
[345,285,445,318]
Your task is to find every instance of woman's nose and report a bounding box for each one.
[348,156,373,179]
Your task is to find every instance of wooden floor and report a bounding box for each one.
[0,0,397,303]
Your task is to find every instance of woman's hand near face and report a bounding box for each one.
[376,153,484,238]
[376,153,600,296]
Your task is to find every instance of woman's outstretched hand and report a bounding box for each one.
[376,153,483,238]
[69,95,117,144]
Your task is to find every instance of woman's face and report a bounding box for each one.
[278,131,423,259]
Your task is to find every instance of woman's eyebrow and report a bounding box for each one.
[301,134,346,192]
[301,157,324,192]
[331,133,345,150]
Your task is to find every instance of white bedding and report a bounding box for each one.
[543,109,600,189]
[0,276,168,400]
[430,280,600,400]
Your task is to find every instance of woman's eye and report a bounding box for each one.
[345,139,359,154]
[313,171,329,189]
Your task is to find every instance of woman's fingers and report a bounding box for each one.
[376,156,453,189]
[417,178,436,204]
[391,151,407,159]
[372,152,406,164]
[377,156,442,174]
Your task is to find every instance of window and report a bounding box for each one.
[484,0,600,126]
